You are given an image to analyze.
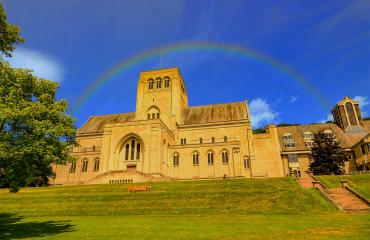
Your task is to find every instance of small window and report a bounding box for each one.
[211,137,215,143]
[69,162,76,173]
[224,136,227,142]
[157,113,160,119]
[221,150,229,164]
[288,154,297,162]
[92,146,96,151]
[361,145,366,155]
[173,154,179,166]
[180,138,186,145]
[199,138,203,144]
[164,76,170,88]
[303,131,313,139]
[244,158,250,169]
[82,159,88,172]
[136,143,141,160]
[207,151,214,165]
[193,152,199,165]
[156,78,162,88]
[152,113,155,119]
[147,114,150,120]
[283,133,292,140]
[94,158,100,171]
[148,79,154,90]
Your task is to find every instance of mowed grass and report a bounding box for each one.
[0,177,369,239]
[316,175,370,199]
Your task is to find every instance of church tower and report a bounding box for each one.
[135,67,188,129]
[332,96,363,130]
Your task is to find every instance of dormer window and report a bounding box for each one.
[303,131,313,139]
[324,129,334,136]
[283,133,292,140]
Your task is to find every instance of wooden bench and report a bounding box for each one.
[128,185,151,193]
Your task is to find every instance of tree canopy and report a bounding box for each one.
[0,61,77,192]
[0,4,24,57]
[309,131,347,175]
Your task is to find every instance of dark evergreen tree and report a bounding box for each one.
[309,131,347,175]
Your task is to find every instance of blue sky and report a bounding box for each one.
[1,0,370,128]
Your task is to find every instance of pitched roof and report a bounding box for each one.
[276,122,369,152]
[78,113,135,134]
[182,101,248,125]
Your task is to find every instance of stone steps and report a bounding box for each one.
[297,175,370,213]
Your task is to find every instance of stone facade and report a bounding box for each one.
[52,68,370,185]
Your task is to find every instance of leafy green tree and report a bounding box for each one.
[0,3,24,57]
[0,61,77,193]
[309,131,347,175]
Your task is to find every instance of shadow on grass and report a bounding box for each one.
[0,213,74,239]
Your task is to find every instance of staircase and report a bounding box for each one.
[297,174,370,213]
[326,188,370,213]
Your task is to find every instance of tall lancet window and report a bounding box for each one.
[125,144,129,160]
[131,139,135,160]
[136,143,141,160]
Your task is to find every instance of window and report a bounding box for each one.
[288,154,297,163]
[283,133,292,140]
[147,114,150,120]
[224,136,227,142]
[284,142,296,148]
[303,131,313,139]
[123,138,141,162]
[152,113,155,119]
[181,138,186,145]
[221,150,229,164]
[306,141,314,147]
[157,113,160,119]
[131,139,135,160]
[125,144,129,160]
[207,151,214,165]
[82,159,88,172]
[193,152,199,165]
[92,145,96,151]
[361,145,366,155]
[69,162,76,173]
[136,143,141,160]
[211,137,215,143]
[173,153,179,166]
[94,158,100,171]
[244,158,250,169]
[199,138,203,144]
[324,129,333,136]
[156,78,162,88]
[164,76,170,88]
[148,79,154,90]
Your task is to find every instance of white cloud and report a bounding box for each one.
[4,48,64,82]
[248,98,278,129]
[353,95,369,115]
[319,114,333,123]
[289,95,299,103]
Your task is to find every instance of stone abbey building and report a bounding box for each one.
[52,68,370,184]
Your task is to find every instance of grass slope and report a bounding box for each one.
[0,177,369,239]
[316,175,370,199]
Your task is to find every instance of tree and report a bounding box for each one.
[309,131,347,175]
[0,3,24,57]
[0,61,77,193]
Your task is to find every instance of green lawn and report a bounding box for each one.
[316,175,370,199]
[0,177,369,239]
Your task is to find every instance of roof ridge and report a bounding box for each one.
[91,112,136,118]
[187,101,246,109]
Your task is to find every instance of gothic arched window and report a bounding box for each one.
[148,79,154,90]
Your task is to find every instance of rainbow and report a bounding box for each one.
[71,41,329,114]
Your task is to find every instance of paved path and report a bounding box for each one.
[297,175,370,213]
